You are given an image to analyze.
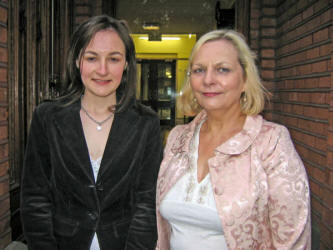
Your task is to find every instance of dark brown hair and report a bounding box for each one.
[60,15,137,112]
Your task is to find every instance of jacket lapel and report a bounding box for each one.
[52,100,95,182]
[97,107,139,181]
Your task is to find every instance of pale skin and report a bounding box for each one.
[78,29,127,161]
[190,39,247,182]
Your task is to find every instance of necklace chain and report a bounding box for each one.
[81,103,114,131]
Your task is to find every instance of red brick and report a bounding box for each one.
[303,6,314,19]
[0,178,9,196]
[308,150,326,166]
[0,161,8,177]
[311,195,323,215]
[260,38,276,47]
[0,87,7,102]
[250,19,259,29]
[320,43,330,57]
[328,170,333,187]
[261,70,274,79]
[307,16,321,31]
[0,27,6,44]
[320,9,331,24]
[261,59,275,68]
[290,13,302,28]
[314,28,329,43]
[262,7,275,16]
[306,47,320,59]
[251,9,260,19]
[0,107,7,121]
[0,7,7,24]
[309,178,322,197]
[0,68,6,82]
[75,0,90,3]
[322,188,333,208]
[76,6,90,15]
[297,64,312,76]
[314,0,330,13]
[311,92,327,104]
[262,28,276,36]
[322,205,333,228]
[75,16,90,25]
[0,47,7,63]
[0,143,8,158]
[260,18,276,27]
[0,126,7,140]
[315,137,327,152]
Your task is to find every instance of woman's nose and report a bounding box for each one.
[203,68,216,86]
[96,60,108,75]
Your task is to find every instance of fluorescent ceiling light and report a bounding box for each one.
[139,36,180,41]
[142,23,160,31]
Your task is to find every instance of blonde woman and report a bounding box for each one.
[156,29,311,249]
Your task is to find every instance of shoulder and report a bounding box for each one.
[168,124,188,139]
[133,102,159,118]
[260,118,291,140]
[255,117,295,159]
[33,100,61,117]
[127,102,161,125]
[33,99,78,122]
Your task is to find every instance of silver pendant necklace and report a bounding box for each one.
[81,103,114,131]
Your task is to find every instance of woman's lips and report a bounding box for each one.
[94,79,110,85]
[202,92,221,97]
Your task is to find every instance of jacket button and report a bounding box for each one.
[214,186,224,196]
[96,184,103,191]
[88,211,98,220]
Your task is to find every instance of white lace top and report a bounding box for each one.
[90,156,102,250]
[159,120,228,249]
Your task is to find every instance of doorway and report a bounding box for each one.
[137,59,176,127]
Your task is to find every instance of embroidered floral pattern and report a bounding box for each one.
[156,111,311,250]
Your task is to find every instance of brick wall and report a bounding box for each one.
[0,0,11,248]
[250,0,333,249]
[74,0,102,26]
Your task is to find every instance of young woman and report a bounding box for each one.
[156,29,311,249]
[21,15,162,250]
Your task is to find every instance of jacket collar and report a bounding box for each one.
[51,98,140,183]
[171,110,263,156]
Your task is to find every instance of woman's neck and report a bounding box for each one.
[81,92,116,114]
[202,109,246,137]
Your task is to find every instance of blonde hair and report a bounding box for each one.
[179,29,267,116]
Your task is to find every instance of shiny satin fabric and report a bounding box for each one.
[156,111,311,250]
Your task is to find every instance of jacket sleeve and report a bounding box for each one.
[20,106,57,249]
[262,125,311,249]
[125,117,163,250]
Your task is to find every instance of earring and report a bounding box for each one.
[192,97,197,105]
[242,92,247,103]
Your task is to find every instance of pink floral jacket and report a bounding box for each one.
[156,111,311,250]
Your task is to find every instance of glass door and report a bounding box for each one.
[137,59,176,127]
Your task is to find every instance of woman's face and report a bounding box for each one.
[79,29,127,99]
[190,39,245,114]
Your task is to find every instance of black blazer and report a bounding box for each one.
[21,99,163,250]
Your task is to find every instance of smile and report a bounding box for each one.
[202,92,221,97]
[93,79,111,85]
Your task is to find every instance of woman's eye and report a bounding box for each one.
[192,68,205,74]
[109,57,121,62]
[217,67,230,73]
[85,57,96,62]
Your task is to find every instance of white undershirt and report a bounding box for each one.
[90,156,102,250]
[160,121,228,250]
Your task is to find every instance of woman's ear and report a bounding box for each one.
[76,59,80,69]
[124,62,128,70]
